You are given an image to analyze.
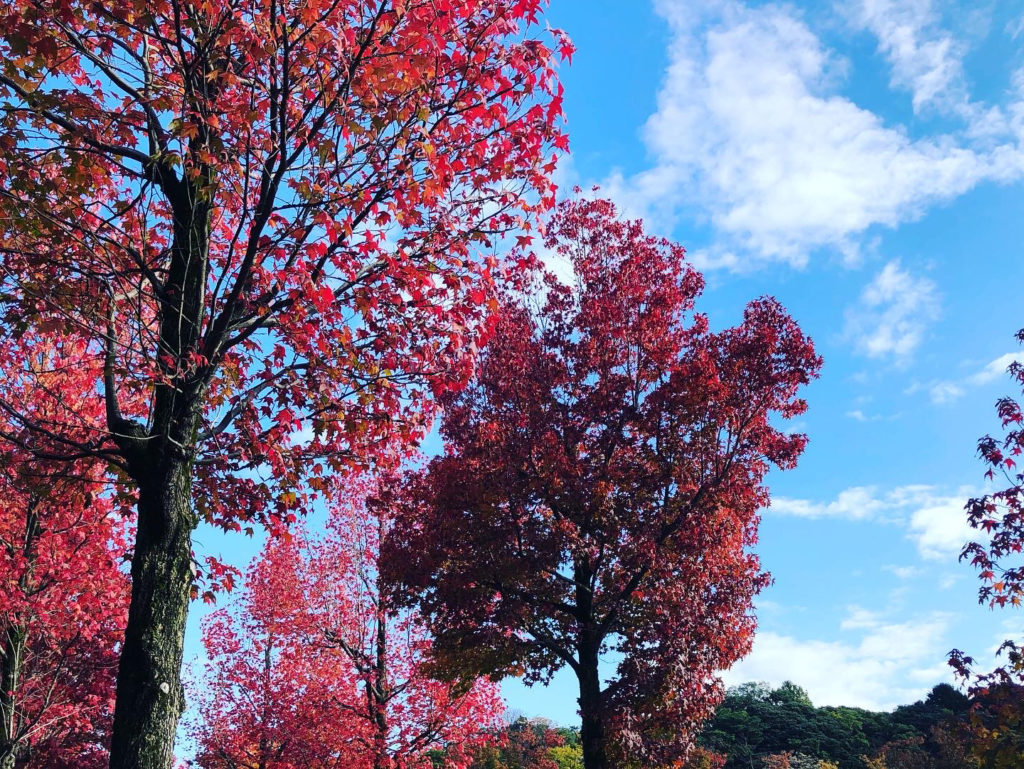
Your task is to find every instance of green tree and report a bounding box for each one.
[770,683,814,708]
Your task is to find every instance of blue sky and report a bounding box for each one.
[185,0,1024,734]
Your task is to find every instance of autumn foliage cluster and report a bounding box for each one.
[1,0,568,765]
[189,478,503,769]
[0,0,826,750]
[0,339,129,767]
[384,197,821,768]
[171,196,820,769]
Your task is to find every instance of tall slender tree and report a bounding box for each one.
[0,2,568,766]
[321,478,504,769]
[190,535,359,769]
[384,197,821,769]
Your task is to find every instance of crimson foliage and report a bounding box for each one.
[0,339,128,768]
[384,197,821,768]
[192,478,503,769]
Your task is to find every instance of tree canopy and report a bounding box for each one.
[0,1,568,765]
[385,196,821,769]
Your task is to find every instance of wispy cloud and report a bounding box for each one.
[844,261,940,362]
[848,0,967,113]
[968,353,1024,385]
[846,409,877,422]
[918,351,1024,404]
[928,381,966,404]
[848,0,1024,140]
[883,564,924,579]
[846,408,901,422]
[770,484,976,560]
[771,486,889,521]
[1008,14,1024,41]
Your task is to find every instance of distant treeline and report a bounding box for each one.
[468,680,997,769]
[699,681,975,768]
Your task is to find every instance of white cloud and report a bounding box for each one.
[967,352,1024,386]
[844,261,940,361]
[907,495,975,560]
[1009,15,1024,41]
[601,0,1024,269]
[846,404,901,422]
[924,351,1024,404]
[723,612,954,709]
[770,484,976,561]
[883,564,923,579]
[683,248,741,273]
[771,486,887,520]
[841,605,885,630]
[850,1,1024,140]
[849,0,967,113]
[929,381,966,404]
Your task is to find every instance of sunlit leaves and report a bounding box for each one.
[0,337,129,767]
[191,475,503,769]
[0,0,568,536]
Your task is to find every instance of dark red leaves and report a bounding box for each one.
[384,197,821,765]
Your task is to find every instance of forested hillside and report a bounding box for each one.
[698,681,976,769]
[467,681,998,769]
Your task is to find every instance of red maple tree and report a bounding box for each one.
[0,337,129,768]
[190,535,359,769]
[321,477,504,769]
[384,197,822,769]
[949,328,1024,765]
[192,477,502,769]
[0,2,568,765]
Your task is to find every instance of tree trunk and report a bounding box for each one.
[109,463,196,769]
[107,140,211,769]
[372,605,389,769]
[0,625,25,769]
[577,640,608,769]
